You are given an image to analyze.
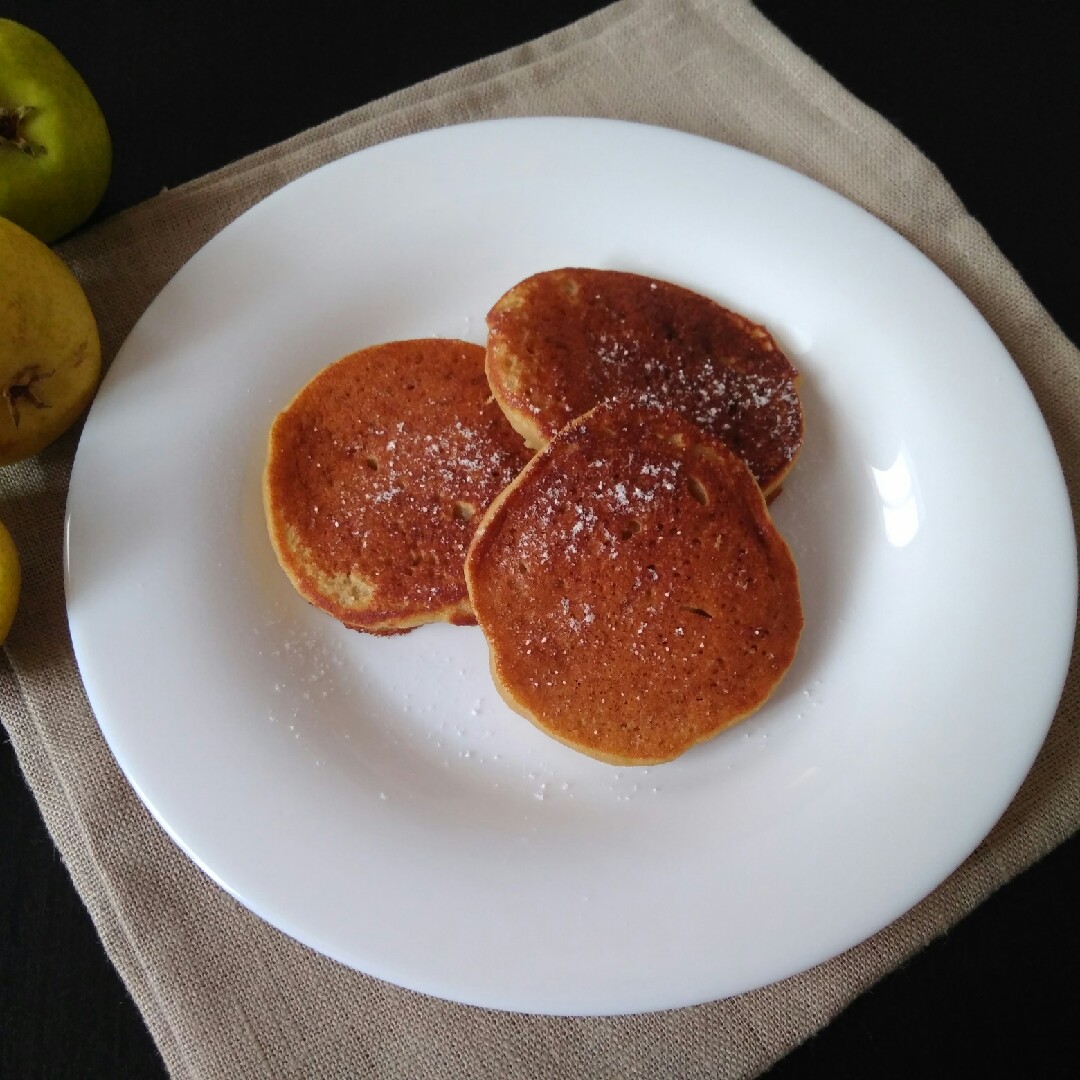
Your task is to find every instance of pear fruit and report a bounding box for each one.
[0,19,112,243]
[0,215,101,466]
[0,517,19,643]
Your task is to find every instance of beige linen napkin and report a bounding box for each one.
[2,0,1078,1076]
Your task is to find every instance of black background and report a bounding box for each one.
[3,2,1079,1077]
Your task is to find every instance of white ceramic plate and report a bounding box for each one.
[65,118,1076,1015]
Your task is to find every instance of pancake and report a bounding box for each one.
[264,339,532,634]
[485,268,803,496]
[465,399,802,765]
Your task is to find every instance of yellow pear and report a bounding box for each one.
[0,517,19,643]
[0,214,101,465]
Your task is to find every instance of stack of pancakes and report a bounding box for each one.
[264,269,805,763]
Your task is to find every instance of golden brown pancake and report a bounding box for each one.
[465,400,802,765]
[264,339,532,634]
[485,268,803,497]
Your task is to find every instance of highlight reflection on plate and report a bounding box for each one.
[65,118,1075,1015]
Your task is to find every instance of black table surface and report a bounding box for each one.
[3,2,1079,1077]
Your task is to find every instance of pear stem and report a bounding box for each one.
[0,104,44,157]
[4,367,53,428]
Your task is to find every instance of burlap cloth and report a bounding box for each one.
[2,0,1078,1076]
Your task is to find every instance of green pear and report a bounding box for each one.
[0,19,112,243]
